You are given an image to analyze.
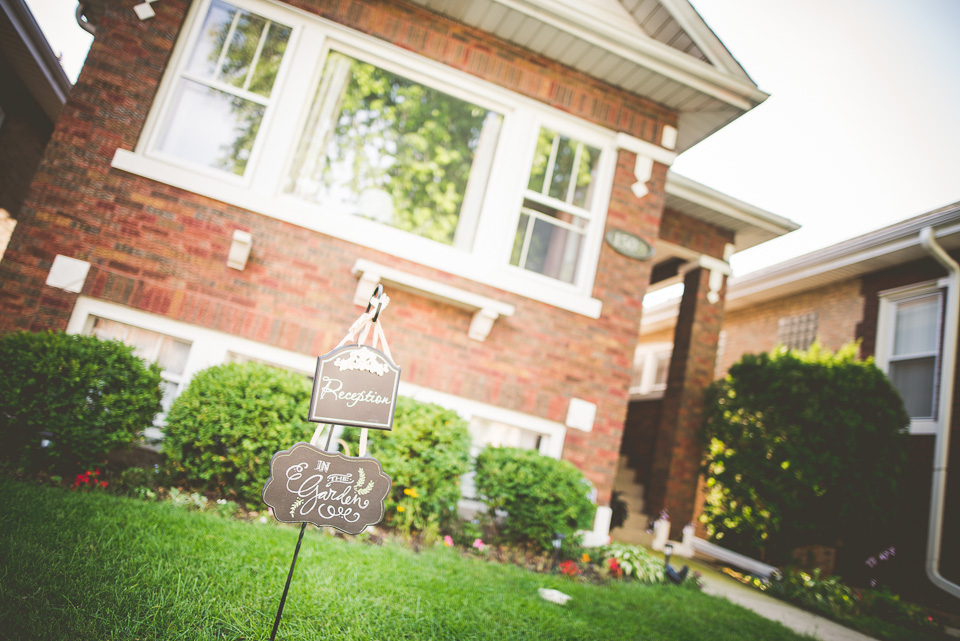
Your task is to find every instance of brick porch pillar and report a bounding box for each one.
[647,266,725,537]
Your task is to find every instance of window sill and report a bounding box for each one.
[352,259,515,341]
[909,419,938,436]
[111,149,604,319]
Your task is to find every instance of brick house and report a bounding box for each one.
[0,0,796,542]
[633,201,960,600]
[0,0,72,258]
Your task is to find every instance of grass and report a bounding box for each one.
[0,478,815,641]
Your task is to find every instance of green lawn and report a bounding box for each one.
[0,479,812,641]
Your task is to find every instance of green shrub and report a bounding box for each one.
[474,446,595,551]
[162,362,312,503]
[0,330,163,473]
[701,343,910,562]
[356,397,471,536]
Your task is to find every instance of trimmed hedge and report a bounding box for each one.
[0,330,163,472]
[701,343,910,564]
[162,362,312,503]
[475,446,596,551]
[357,397,472,536]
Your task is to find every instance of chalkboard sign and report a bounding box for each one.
[307,344,401,430]
[262,442,392,535]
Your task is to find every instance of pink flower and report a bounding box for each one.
[444,535,454,547]
[472,538,486,551]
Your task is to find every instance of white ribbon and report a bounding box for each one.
[310,292,394,457]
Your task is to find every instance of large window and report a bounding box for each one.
[154,0,292,177]
[116,0,619,317]
[876,282,944,433]
[286,52,502,249]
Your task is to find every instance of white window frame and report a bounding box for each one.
[875,279,947,435]
[111,0,619,318]
[630,341,672,399]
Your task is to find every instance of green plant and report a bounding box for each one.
[115,465,163,500]
[0,330,163,473]
[355,397,471,535]
[162,362,312,503]
[598,543,665,584]
[474,447,595,552]
[701,343,910,562]
[168,487,209,510]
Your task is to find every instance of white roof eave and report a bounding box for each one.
[496,0,768,112]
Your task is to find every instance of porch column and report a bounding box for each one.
[648,265,726,537]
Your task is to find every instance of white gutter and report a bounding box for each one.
[919,226,960,600]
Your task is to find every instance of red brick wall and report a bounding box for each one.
[0,0,680,504]
[659,208,732,260]
[717,279,864,375]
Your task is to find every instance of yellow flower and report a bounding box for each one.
[403,488,419,498]
[396,506,405,512]
[581,553,591,563]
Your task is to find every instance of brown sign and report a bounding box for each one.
[262,442,392,535]
[307,344,401,430]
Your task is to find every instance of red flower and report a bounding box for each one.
[559,560,581,577]
[608,558,623,579]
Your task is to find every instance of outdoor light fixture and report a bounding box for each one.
[39,430,53,449]
[663,542,689,585]
[551,532,565,571]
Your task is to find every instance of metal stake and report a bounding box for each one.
[269,426,336,640]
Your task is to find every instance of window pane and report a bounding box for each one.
[160,379,180,415]
[286,52,502,247]
[157,79,265,175]
[889,356,936,418]
[90,317,191,376]
[186,0,290,98]
[893,296,939,355]
[527,129,599,209]
[511,200,586,283]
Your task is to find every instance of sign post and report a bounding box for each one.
[263,286,399,640]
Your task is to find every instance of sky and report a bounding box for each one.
[23,0,960,278]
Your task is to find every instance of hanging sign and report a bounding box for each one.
[262,442,392,535]
[605,228,654,261]
[307,344,401,430]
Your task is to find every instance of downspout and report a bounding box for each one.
[919,226,960,600]
[75,3,95,35]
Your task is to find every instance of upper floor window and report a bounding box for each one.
[285,51,503,249]
[876,282,944,433]
[155,0,292,177]
[117,0,618,317]
[511,129,600,283]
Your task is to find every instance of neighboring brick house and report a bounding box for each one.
[0,0,796,542]
[634,201,960,601]
[0,0,72,257]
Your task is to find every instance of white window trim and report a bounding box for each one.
[66,296,568,455]
[630,341,672,400]
[109,0,640,319]
[875,278,948,435]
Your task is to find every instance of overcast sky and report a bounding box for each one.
[24,0,960,278]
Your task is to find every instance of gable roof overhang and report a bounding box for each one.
[78,0,766,153]
[0,0,71,120]
[727,201,960,312]
[640,201,960,335]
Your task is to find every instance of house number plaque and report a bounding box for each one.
[307,344,401,430]
[605,228,654,261]
[262,442,392,535]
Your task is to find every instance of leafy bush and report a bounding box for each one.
[162,362,312,503]
[0,330,163,473]
[474,446,595,551]
[701,343,909,562]
[357,397,471,536]
[598,543,665,583]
